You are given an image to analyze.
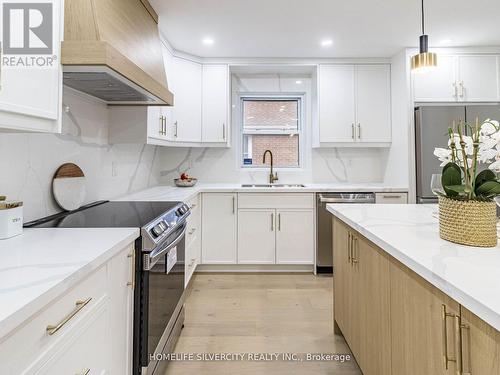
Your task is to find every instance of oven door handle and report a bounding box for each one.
[145,224,187,270]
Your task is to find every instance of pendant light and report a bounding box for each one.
[411,0,437,71]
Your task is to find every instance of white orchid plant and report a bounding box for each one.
[433,119,500,201]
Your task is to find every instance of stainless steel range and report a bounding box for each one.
[25,200,190,375]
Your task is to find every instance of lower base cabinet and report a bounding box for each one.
[0,244,135,375]
[333,217,500,375]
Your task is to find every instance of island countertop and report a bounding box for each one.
[327,203,500,332]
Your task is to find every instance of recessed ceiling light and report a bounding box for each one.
[321,39,333,47]
[295,80,303,85]
[202,37,214,46]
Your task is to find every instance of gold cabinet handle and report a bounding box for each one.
[357,124,361,139]
[76,369,90,375]
[127,251,135,289]
[454,315,464,375]
[347,232,352,264]
[441,304,457,369]
[46,298,92,335]
[351,124,355,139]
[351,237,358,264]
[459,320,471,375]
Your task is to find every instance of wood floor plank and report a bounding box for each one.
[164,273,362,375]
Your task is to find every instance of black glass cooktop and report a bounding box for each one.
[25,201,181,228]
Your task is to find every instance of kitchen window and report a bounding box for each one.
[241,96,302,168]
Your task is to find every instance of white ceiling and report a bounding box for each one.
[150,0,500,58]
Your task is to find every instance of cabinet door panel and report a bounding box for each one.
[332,219,352,339]
[351,235,391,375]
[275,210,314,264]
[460,306,500,375]
[238,210,276,264]
[458,55,500,102]
[319,65,356,142]
[356,65,391,143]
[171,57,202,142]
[202,64,228,142]
[413,55,457,102]
[390,258,460,375]
[201,193,237,264]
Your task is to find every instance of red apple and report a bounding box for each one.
[180,173,189,180]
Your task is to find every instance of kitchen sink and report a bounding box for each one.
[241,184,306,188]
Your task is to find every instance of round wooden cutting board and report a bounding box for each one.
[52,163,87,211]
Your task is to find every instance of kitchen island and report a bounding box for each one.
[327,203,500,375]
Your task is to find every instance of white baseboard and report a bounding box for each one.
[195,264,314,273]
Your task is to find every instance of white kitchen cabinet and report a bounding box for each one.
[318,64,391,146]
[201,193,237,264]
[185,194,201,286]
[319,65,356,143]
[202,64,229,143]
[355,65,392,143]
[276,210,314,264]
[238,210,276,264]
[109,105,171,145]
[413,54,500,102]
[412,55,457,102]
[458,55,499,102]
[0,244,134,375]
[170,56,202,142]
[0,1,63,133]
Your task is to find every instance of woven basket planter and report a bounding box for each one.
[438,196,497,247]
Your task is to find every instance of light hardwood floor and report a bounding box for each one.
[165,273,362,375]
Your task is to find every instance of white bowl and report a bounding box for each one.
[174,178,198,187]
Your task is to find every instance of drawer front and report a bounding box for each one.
[375,192,408,204]
[0,266,107,374]
[186,206,200,249]
[238,193,314,209]
[185,194,200,214]
[31,297,110,375]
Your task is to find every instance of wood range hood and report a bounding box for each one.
[62,0,173,106]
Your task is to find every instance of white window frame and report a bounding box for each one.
[238,94,305,169]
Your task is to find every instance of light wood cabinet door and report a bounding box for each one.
[201,193,237,264]
[275,210,314,264]
[355,64,392,143]
[390,259,460,375]
[238,209,276,264]
[351,234,391,375]
[202,64,229,142]
[332,218,352,339]
[457,55,500,102]
[460,306,500,375]
[319,65,356,143]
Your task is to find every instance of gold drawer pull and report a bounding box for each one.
[441,304,457,369]
[46,298,92,335]
[76,369,90,375]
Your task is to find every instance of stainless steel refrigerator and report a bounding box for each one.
[415,105,500,203]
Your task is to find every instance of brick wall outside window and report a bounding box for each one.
[242,98,301,168]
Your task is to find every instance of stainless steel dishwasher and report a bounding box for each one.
[316,193,375,274]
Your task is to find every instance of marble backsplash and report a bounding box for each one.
[0,90,161,222]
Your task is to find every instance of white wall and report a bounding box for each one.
[158,73,396,185]
[0,89,161,222]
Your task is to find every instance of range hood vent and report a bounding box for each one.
[62,0,173,106]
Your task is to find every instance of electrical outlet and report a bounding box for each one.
[111,161,118,177]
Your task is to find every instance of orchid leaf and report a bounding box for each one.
[475,169,497,193]
[442,163,462,197]
[446,185,467,195]
[475,180,500,198]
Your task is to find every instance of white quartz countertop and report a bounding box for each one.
[116,183,408,203]
[0,228,139,338]
[327,203,500,331]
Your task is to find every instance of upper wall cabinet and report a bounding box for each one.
[0,2,63,133]
[413,54,500,102]
[202,64,229,143]
[317,64,392,147]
